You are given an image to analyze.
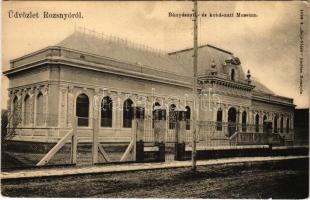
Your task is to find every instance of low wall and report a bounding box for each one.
[11,127,132,143]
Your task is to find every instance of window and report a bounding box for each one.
[231,69,235,81]
[24,95,31,126]
[286,118,290,133]
[123,99,133,128]
[242,111,247,132]
[216,108,223,131]
[76,94,89,126]
[101,96,112,127]
[274,116,278,133]
[263,115,267,133]
[36,93,44,125]
[169,104,176,129]
[152,102,161,128]
[135,107,145,119]
[255,114,259,132]
[280,117,283,133]
[185,106,191,130]
[228,107,237,136]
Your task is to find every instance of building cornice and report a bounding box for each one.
[4,46,295,108]
[252,93,295,107]
[4,56,193,89]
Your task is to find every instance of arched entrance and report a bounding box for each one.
[228,107,237,136]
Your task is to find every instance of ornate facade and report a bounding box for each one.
[4,30,295,144]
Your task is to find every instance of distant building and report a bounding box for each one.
[4,29,295,144]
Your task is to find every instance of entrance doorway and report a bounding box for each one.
[228,107,237,136]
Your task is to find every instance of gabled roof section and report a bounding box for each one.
[57,31,189,77]
[169,45,275,95]
[168,44,234,75]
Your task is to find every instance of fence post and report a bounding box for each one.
[265,121,273,153]
[92,117,99,164]
[158,142,165,162]
[136,140,144,162]
[132,119,137,161]
[71,117,77,164]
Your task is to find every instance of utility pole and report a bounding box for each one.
[191,0,198,171]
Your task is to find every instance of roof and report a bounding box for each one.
[57,31,240,77]
[251,78,275,95]
[9,30,277,96]
[57,31,189,77]
[168,44,234,75]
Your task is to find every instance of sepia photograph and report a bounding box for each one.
[1,1,309,198]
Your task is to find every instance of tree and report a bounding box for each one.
[1,101,22,143]
[1,110,8,143]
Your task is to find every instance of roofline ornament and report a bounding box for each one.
[226,57,241,65]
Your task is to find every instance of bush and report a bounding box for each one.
[1,109,8,143]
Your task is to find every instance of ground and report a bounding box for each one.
[1,158,308,198]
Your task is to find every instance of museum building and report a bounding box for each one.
[4,29,295,145]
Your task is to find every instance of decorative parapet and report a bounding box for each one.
[198,76,255,92]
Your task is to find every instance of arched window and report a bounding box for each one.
[242,111,247,132]
[274,116,278,133]
[12,96,19,126]
[185,106,191,130]
[230,69,235,81]
[255,114,259,132]
[153,102,161,112]
[169,104,176,129]
[123,99,133,128]
[76,94,89,127]
[24,95,31,126]
[36,93,44,126]
[101,96,112,127]
[228,107,237,136]
[280,117,283,133]
[286,118,290,133]
[263,115,267,132]
[152,102,161,128]
[216,108,223,131]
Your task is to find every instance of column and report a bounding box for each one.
[238,107,242,132]
[67,86,74,128]
[259,111,263,133]
[42,86,48,127]
[222,104,228,136]
[114,92,122,129]
[110,93,117,129]
[28,88,35,127]
[58,86,68,128]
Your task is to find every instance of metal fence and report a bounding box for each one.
[1,110,299,170]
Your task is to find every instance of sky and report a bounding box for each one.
[1,1,309,109]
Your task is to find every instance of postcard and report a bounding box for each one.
[1,1,309,198]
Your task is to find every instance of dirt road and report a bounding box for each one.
[1,158,308,198]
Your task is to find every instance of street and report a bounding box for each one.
[1,158,308,198]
